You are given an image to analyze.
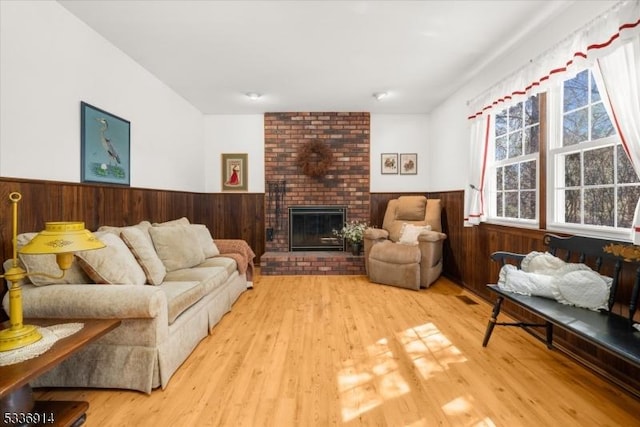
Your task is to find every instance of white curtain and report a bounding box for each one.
[464,115,490,226]
[595,34,640,242]
[465,0,640,227]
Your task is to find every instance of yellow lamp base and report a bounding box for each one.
[0,324,42,352]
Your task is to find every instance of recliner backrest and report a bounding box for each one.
[382,196,442,242]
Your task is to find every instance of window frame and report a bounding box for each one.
[484,67,638,241]
[485,95,543,229]
[546,72,635,241]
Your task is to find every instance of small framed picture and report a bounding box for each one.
[400,153,417,175]
[381,153,398,174]
[221,153,248,192]
[81,102,131,185]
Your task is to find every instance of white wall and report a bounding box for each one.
[370,114,429,192]
[204,113,429,194]
[0,1,205,192]
[203,115,265,193]
[426,0,616,192]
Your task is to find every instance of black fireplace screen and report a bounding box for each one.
[289,206,346,251]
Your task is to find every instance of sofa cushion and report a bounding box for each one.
[191,224,220,258]
[16,233,92,286]
[158,281,207,324]
[120,227,166,285]
[75,232,147,285]
[196,256,237,276]
[164,266,229,294]
[149,225,205,272]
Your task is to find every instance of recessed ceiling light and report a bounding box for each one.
[372,92,388,101]
[245,92,262,100]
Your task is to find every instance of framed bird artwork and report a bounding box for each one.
[81,101,131,185]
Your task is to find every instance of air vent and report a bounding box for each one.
[456,295,479,305]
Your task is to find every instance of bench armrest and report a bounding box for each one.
[490,251,527,267]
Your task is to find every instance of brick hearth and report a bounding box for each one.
[260,251,365,275]
[262,112,370,275]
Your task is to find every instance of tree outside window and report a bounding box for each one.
[492,95,540,221]
[553,69,640,229]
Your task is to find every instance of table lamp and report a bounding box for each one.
[0,192,105,352]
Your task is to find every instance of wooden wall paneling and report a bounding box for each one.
[194,193,265,262]
[427,190,464,284]
[60,183,97,228]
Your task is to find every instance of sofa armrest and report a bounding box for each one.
[10,284,167,320]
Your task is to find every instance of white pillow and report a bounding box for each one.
[191,224,220,258]
[398,223,432,245]
[149,225,205,272]
[553,269,612,311]
[75,232,146,285]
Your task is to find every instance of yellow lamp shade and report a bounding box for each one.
[19,221,105,255]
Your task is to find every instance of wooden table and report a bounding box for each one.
[0,319,120,427]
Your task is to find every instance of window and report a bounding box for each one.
[486,67,640,238]
[549,69,640,232]
[490,95,540,223]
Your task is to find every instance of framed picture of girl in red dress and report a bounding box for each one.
[221,153,248,192]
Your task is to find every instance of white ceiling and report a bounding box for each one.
[57,0,573,114]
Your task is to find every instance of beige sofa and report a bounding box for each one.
[2,217,255,394]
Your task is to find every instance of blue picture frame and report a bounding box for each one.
[81,101,131,185]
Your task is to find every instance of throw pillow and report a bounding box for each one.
[97,220,151,238]
[149,224,205,272]
[398,223,432,245]
[120,226,167,285]
[75,232,146,285]
[191,224,220,258]
[16,232,92,286]
[152,217,190,227]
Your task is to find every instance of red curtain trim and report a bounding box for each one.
[468,18,640,120]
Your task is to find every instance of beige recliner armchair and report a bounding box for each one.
[364,196,446,290]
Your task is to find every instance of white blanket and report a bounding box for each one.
[498,251,612,311]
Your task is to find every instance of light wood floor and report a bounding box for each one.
[36,273,640,426]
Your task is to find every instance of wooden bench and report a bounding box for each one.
[482,233,640,368]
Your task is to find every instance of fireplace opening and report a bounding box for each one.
[289,206,346,251]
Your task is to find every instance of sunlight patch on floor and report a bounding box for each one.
[337,322,470,423]
[338,337,409,422]
[396,322,467,380]
[441,392,498,426]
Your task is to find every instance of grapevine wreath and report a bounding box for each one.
[296,140,332,177]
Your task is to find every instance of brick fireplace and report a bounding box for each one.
[261,112,370,275]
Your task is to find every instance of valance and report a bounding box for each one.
[468,0,640,120]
